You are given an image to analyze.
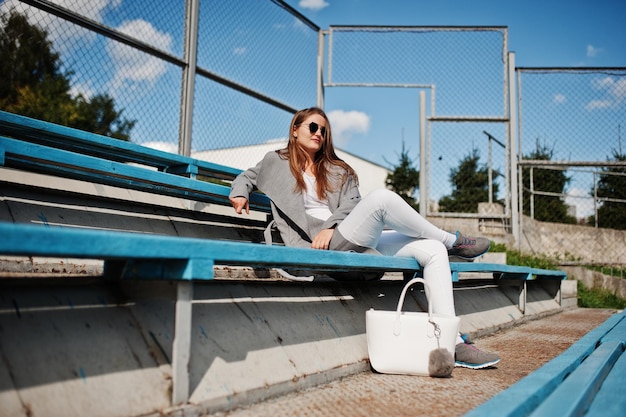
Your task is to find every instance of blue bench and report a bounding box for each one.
[464,309,626,417]
[0,221,567,283]
[0,110,568,403]
[0,110,271,212]
[0,110,567,282]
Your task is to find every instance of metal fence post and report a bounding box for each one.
[419,91,427,215]
[172,281,193,404]
[508,51,520,246]
[317,30,326,108]
[178,0,200,157]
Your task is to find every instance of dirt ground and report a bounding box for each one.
[213,308,616,417]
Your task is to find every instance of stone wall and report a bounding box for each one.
[520,216,626,264]
[563,266,626,300]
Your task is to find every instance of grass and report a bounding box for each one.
[489,241,626,309]
[489,242,558,270]
[577,281,626,309]
[587,264,626,280]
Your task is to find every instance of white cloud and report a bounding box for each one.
[106,19,173,90]
[591,76,614,90]
[605,78,626,102]
[327,110,370,147]
[565,187,594,219]
[553,93,566,104]
[116,18,172,50]
[585,100,612,111]
[1,1,172,96]
[299,0,330,11]
[70,80,97,100]
[586,44,601,58]
[141,141,178,154]
[233,47,247,56]
[587,76,626,110]
[0,0,119,54]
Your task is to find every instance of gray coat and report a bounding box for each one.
[229,150,374,253]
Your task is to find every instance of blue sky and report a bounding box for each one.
[284,0,626,165]
[283,0,626,212]
[2,0,624,213]
[288,0,626,67]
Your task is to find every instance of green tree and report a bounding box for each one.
[0,10,75,124]
[439,148,498,213]
[522,142,576,224]
[385,141,420,209]
[74,94,135,141]
[592,149,626,230]
[0,9,134,140]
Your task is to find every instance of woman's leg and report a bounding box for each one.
[376,231,456,317]
[337,189,457,249]
[338,191,500,365]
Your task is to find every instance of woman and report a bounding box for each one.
[229,107,500,369]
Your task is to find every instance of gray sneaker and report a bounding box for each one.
[448,231,490,259]
[455,343,501,369]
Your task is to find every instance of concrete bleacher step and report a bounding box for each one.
[0,273,567,417]
[0,111,569,417]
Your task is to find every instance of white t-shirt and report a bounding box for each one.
[303,173,332,221]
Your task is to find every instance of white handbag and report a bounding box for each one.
[366,277,460,376]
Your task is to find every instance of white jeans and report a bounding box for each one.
[337,189,458,319]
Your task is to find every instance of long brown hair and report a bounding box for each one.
[277,107,358,199]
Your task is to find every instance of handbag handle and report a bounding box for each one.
[393,277,435,336]
[396,277,433,317]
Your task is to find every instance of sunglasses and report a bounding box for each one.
[305,122,327,137]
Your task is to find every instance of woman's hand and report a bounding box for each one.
[311,228,334,250]
[230,196,249,214]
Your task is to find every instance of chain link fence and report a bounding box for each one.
[517,68,626,265]
[192,0,318,157]
[324,26,511,218]
[517,68,626,225]
[1,0,316,165]
[1,0,188,146]
[2,1,626,267]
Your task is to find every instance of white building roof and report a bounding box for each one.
[192,140,390,197]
